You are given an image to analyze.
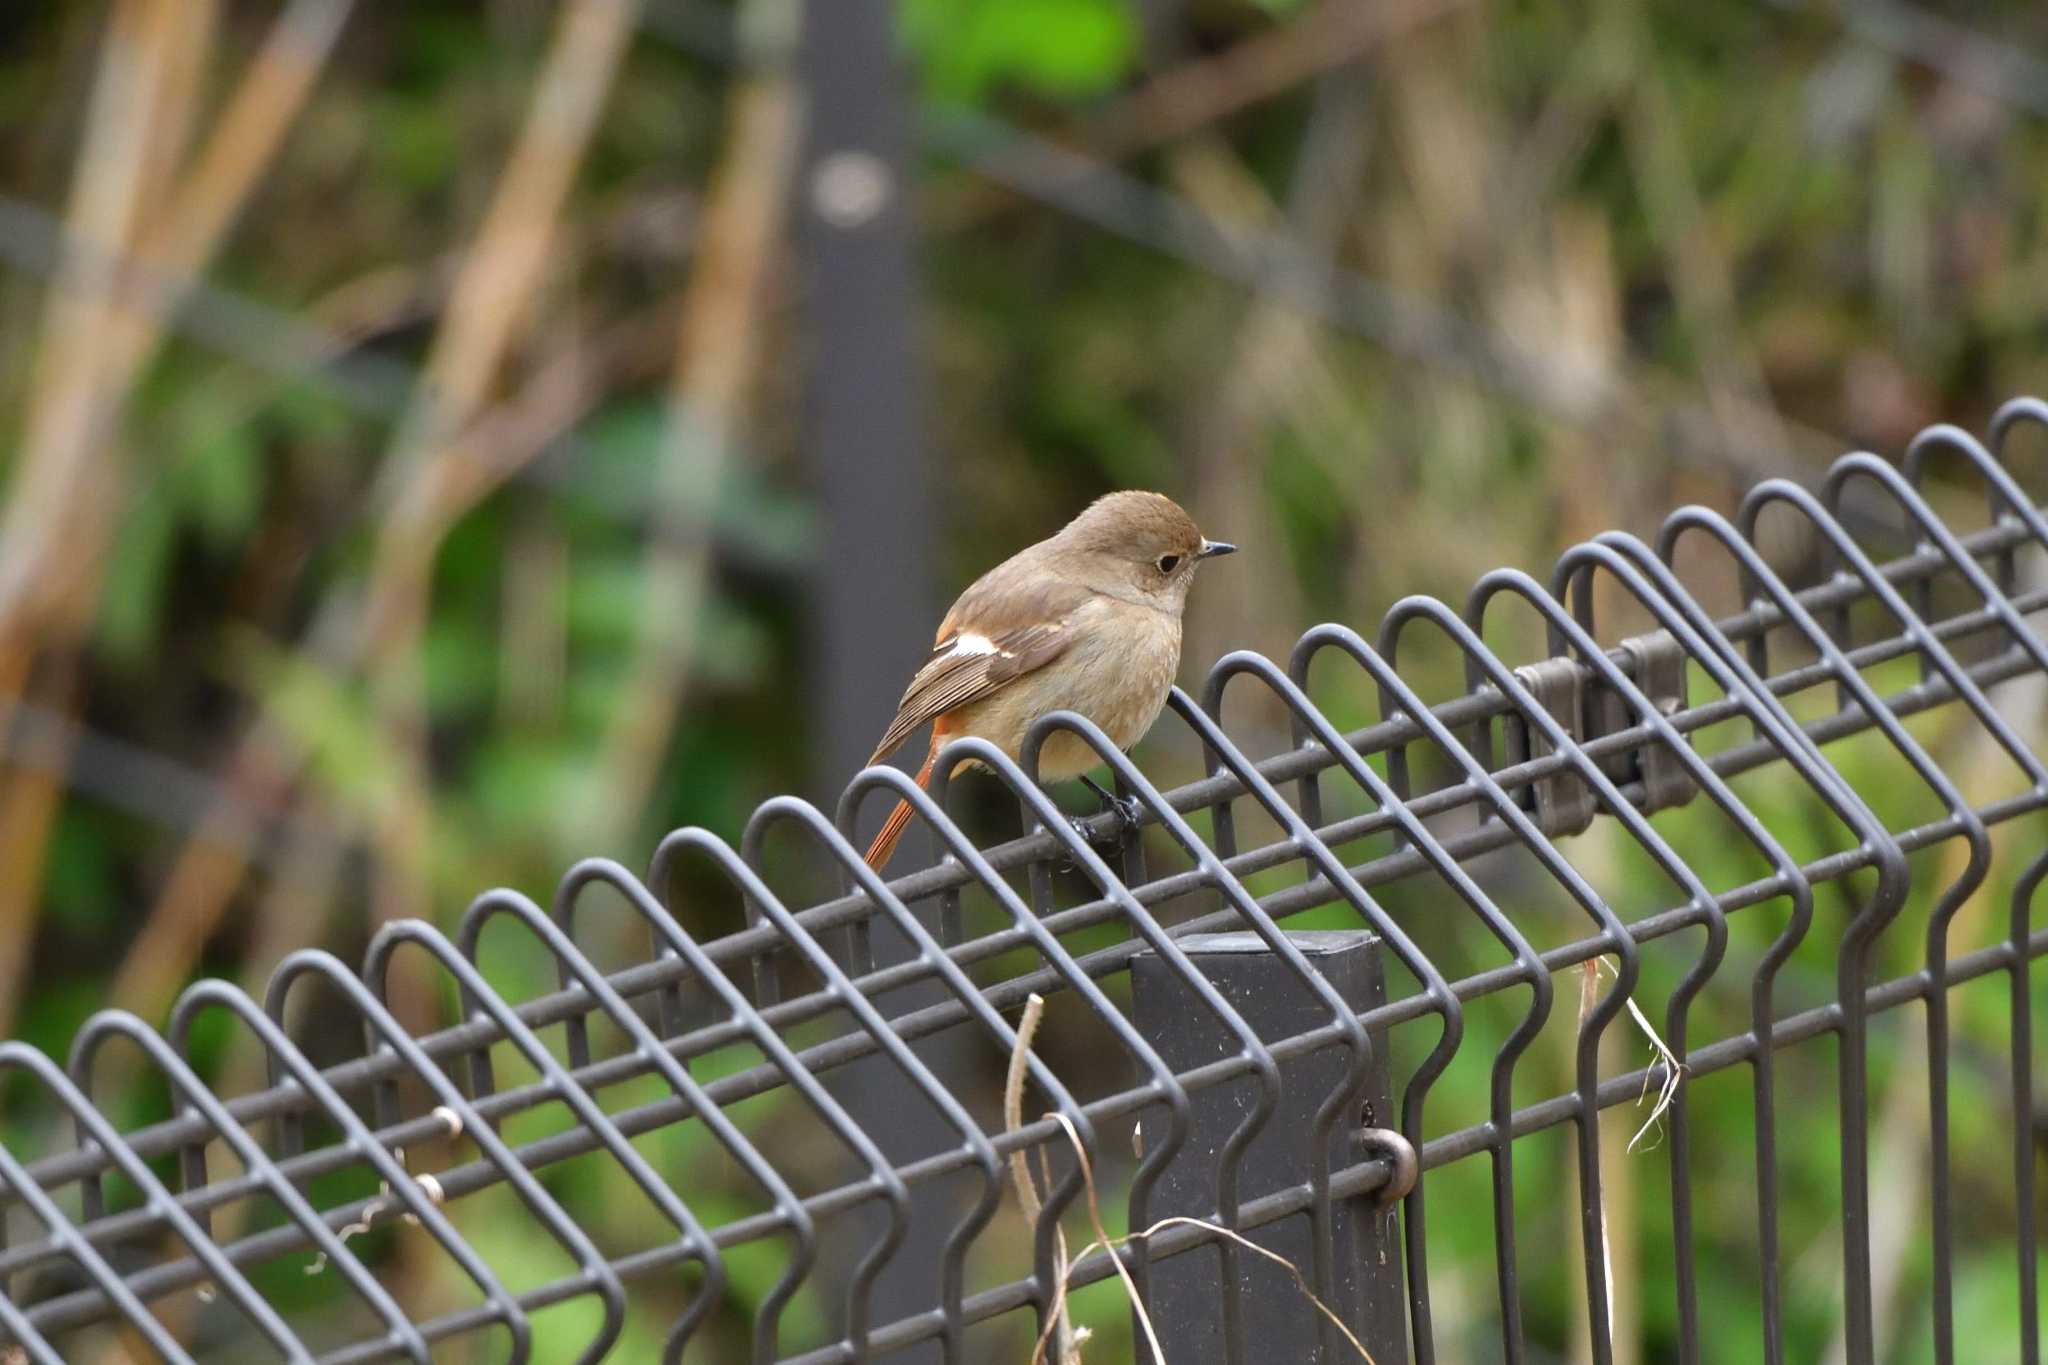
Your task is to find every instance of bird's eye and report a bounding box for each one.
[1156,554,1181,573]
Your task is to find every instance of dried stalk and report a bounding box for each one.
[1006,994,1081,1364]
[0,1,352,1032]
[1566,942,1678,1365]
[111,311,664,1027]
[0,0,178,657]
[1602,0,1794,470]
[1036,1115,1383,1364]
[0,654,82,1032]
[931,0,1471,234]
[0,0,355,646]
[586,33,799,846]
[340,0,637,931]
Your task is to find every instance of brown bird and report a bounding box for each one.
[862,491,1235,870]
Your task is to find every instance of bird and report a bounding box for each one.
[861,490,1235,871]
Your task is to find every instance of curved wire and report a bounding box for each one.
[464,865,822,1365]
[361,918,728,1357]
[64,1010,426,1362]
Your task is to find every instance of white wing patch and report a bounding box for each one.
[951,633,1000,657]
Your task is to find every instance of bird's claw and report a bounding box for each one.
[1058,812,1129,870]
[1056,778,1147,869]
[1105,791,1145,834]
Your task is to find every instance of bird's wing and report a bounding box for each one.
[866,577,1089,765]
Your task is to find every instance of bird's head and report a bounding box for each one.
[1053,490,1235,613]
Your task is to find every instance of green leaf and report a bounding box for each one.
[174,411,263,548]
[367,93,462,191]
[95,489,179,662]
[559,401,663,527]
[566,552,646,646]
[228,628,394,816]
[469,734,583,837]
[44,807,120,933]
[421,611,498,715]
[905,0,1137,104]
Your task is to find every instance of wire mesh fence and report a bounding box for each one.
[4,403,2048,1362]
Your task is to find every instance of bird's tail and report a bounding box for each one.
[864,740,939,871]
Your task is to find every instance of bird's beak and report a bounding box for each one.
[1198,539,1237,559]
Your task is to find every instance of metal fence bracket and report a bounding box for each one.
[1504,656,1596,836]
[1590,629,1696,813]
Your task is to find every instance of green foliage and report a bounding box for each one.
[98,383,267,663]
[43,805,120,933]
[903,0,1138,103]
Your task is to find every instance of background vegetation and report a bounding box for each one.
[0,0,2045,1360]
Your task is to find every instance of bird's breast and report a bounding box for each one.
[962,602,1181,781]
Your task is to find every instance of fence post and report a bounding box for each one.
[1131,929,1408,1363]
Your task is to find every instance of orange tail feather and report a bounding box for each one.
[864,741,940,871]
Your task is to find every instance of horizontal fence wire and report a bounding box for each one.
[2,402,2048,1362]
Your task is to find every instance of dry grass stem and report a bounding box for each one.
[589,47,799,843]
[361,0,639,930]
[1007,994,1081,1365]
[0,0,353,1032]
[933,0,1470,232]
[0,0,183,1014]
[0,656,80,1033]
[0,1,348,1032]
[1591,957,1683,1153]
[1012,995,1380,1364]
[1572,951,1678,1361]
[1039,1110,1382,1365]
[0,0,354,642]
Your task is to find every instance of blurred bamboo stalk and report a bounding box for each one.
[0,0,180,665]
[130,0,669,1247]
[587,7,800,846]
[132,0,221,228]
[1602,0,1796,469]
[0,0,355,647]
[113,310,665,1034]
[0,653,82,1032]
[930,0,1470,234]
[361,0,642,931]
[1582,1032,1643,1365]
[8,1,352,1033]
[110,307,668,1025]
[1560,963,1643,1365]
[1172,69,1372,700]
[0,1,352,1033]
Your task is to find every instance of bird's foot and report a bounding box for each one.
[1051,778,1148,870]
[1079,776,1147,838]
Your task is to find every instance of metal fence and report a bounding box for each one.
[5,403,2048,1363]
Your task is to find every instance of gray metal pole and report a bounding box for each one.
[1131,929,1409,1363]
[796,3,953,1358]
[801,0,933,799]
